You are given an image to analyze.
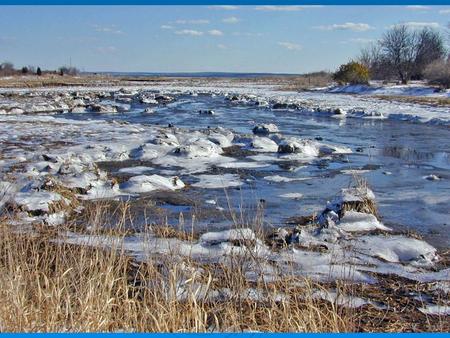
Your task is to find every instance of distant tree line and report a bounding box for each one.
[0,62,79,77]
[334,24,449,88]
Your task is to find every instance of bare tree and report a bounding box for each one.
[358,42,394,80]
[0,62,15,76]
[413,28,446,79]
[58,66,79,76]
[380,25,418,84]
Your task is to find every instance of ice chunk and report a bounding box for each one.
[353,235,438,266]
[200,228,257,244]
[120,175,185,194]
[337,211,391,232]
[14,191,63,212]
[174,138,223,158]
[251,137,278,152]
[279,192,303,199]
[118,166,153,175]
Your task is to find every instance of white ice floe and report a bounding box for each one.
[264,175,308,183]
[118,166,153,175]
[200,228,256,244]
[120,175,185,194]
[279,192,303,199]
[14,191,64,212]
[218,161,269,169]
[191,174,242,189]
[352,235,438,266]
[337,211,391,232]
[312,290,369,308]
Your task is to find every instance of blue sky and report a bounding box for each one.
[0,5,449,73]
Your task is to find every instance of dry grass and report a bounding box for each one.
[341,176,379,219]
[278,72,333,91]
[373,95,450,107]
[0,221,354,332]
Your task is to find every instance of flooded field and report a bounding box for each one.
[52,92,450,248]
[0,83,449,296]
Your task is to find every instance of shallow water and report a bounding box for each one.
[57,94,450,249]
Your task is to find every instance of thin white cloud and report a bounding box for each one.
[439,8,450,14]
[208,29,224,36]
[342,38,376,44]
[208,5,238,10]
[93,24,123,34]
[232,32,263,37]
[390,22,440,29]
[160,25,174,30]
[217,44,227,49]
[315,22,374,32]
[278,41,302,51]
[255,5,304,11]
[96,46,117,54]
[405,5,430,11]
[222,16,240,24]
[175,19,209,25]
[175,29,204,36]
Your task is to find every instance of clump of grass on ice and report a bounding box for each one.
[341,175,379,218]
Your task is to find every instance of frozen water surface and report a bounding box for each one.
[0,84,449,253]
[47,92,450,249]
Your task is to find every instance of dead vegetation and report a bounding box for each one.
[0,194,448,332]
[373,94,450,107]
[0,222,353,332]
[278,72,333,91]
[341,176,379,219]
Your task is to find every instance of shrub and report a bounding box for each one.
[36,67,42,76]
[424,59,450,89]
[333,61,370,85]
[59,66,79,76]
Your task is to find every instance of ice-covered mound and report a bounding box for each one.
[277,138,320,157]
[324,186,377,217]
[252,123,279,135]
[278,183,445,283]
[276,135,352,158]
[129,144,162,161]
[205,127,234,147]
[174,138,223,158]
[353,235,438,266]
[120,175,185,194]
[251,137,279,152]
